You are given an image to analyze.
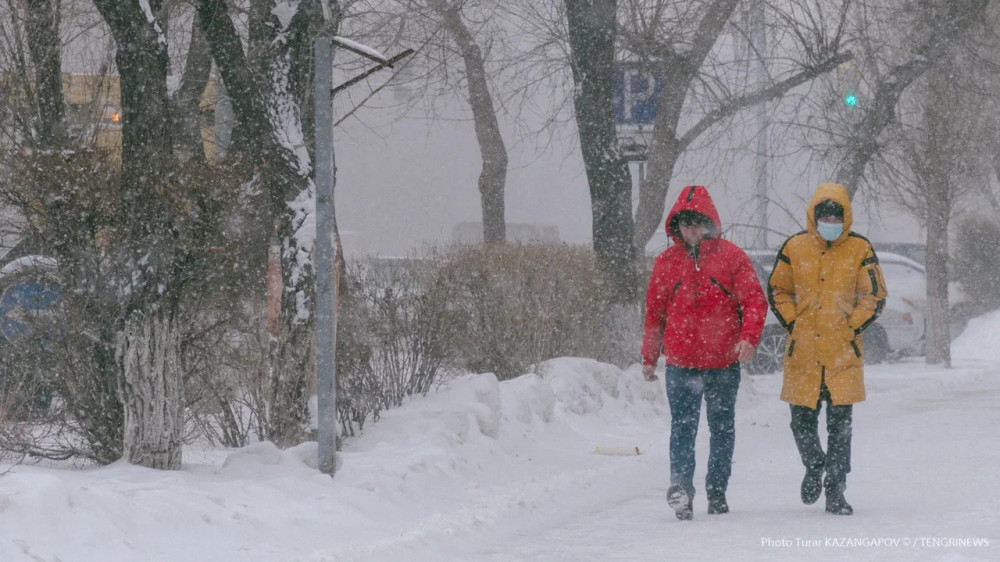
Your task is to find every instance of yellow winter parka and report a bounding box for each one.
[767,183,888,408]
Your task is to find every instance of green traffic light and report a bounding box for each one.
[845,93,858,107]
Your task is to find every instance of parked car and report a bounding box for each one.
[876,242,926,266]
[0,254,62,344]
[744,249,929,374]
[0,249,63,414]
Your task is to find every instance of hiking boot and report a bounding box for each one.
[667,484,693,520]
[707,490,729,514]
[801,466,824,505]
[824,479,853,515]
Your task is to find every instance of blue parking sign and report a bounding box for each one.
[613,63,663,126]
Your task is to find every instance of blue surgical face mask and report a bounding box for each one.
[817,221,843,241]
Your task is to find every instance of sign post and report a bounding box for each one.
[613,63,661,219]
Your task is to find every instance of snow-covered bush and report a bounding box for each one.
[953,216,1000,315]
[335,254,464,436]
[332,244,642,436]
[432,243,634,381]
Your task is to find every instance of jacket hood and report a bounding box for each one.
[807,183,853,243]
[665,185,722,245]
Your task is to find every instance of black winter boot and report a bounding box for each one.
[707,490,729,514]
[824,478,853,515]
[801,465,824,505]
[667,484,693,520]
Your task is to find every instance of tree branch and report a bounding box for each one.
[679,52,854,150]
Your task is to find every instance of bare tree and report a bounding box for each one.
[90,0,185,469]
[0,0,75,149]
[197,0,330,447]
[904,66,959,366]
[565,0,638,302]
[873,1,996,366]
[832,0,990,197]
[169,6,214,162]
[626,0,855,252]
[427,0,508,244]
[340,0,512,244]
[24,0,64,147]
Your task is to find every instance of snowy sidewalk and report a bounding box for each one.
[1,351,998,561]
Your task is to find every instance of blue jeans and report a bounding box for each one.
[665,363,741,498]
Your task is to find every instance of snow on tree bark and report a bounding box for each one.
[92,0,184,469]
[267,3,320,446]
[198,0,326,446]
[116,310,183,470]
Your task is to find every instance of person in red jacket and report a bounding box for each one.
[641,185,767,520]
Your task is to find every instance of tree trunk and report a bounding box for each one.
[116,310,184,470]
[267,315,317,446]
[93,0,182,468]
[25,0,65,148]
[925,195,951,366]
[565,0,637,302]
[198,0,328,446]
[172,10,214,162]
[435,1,508,244]
[265,1,324,446]
[923,66,951,367]
[197,0,273,163]
[98,5,175,230]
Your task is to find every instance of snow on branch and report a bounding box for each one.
[333,36,389,64]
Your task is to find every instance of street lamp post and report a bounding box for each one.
[314,27,337,476]
[752,0,769,250]
[313,2,411,475]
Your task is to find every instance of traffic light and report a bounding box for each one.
[839,62,860,108]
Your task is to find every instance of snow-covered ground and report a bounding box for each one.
[3,313,1000,561]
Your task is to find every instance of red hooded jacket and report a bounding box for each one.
[641,185,767,369]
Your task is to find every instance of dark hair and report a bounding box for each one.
[814,199,844,220]
[670,210,712,236]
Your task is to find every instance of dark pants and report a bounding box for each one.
[665,363,741,498]
[789,380,853,488]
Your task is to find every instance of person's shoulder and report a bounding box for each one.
[658,243,683,257]
[654,244,684,264]
[846,231,874,247]
[778,231,810,251]
[715,238,742,252]
[846,232,877,254]
[714,239,753,260]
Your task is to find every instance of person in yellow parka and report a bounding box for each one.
[767,182,888,516]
